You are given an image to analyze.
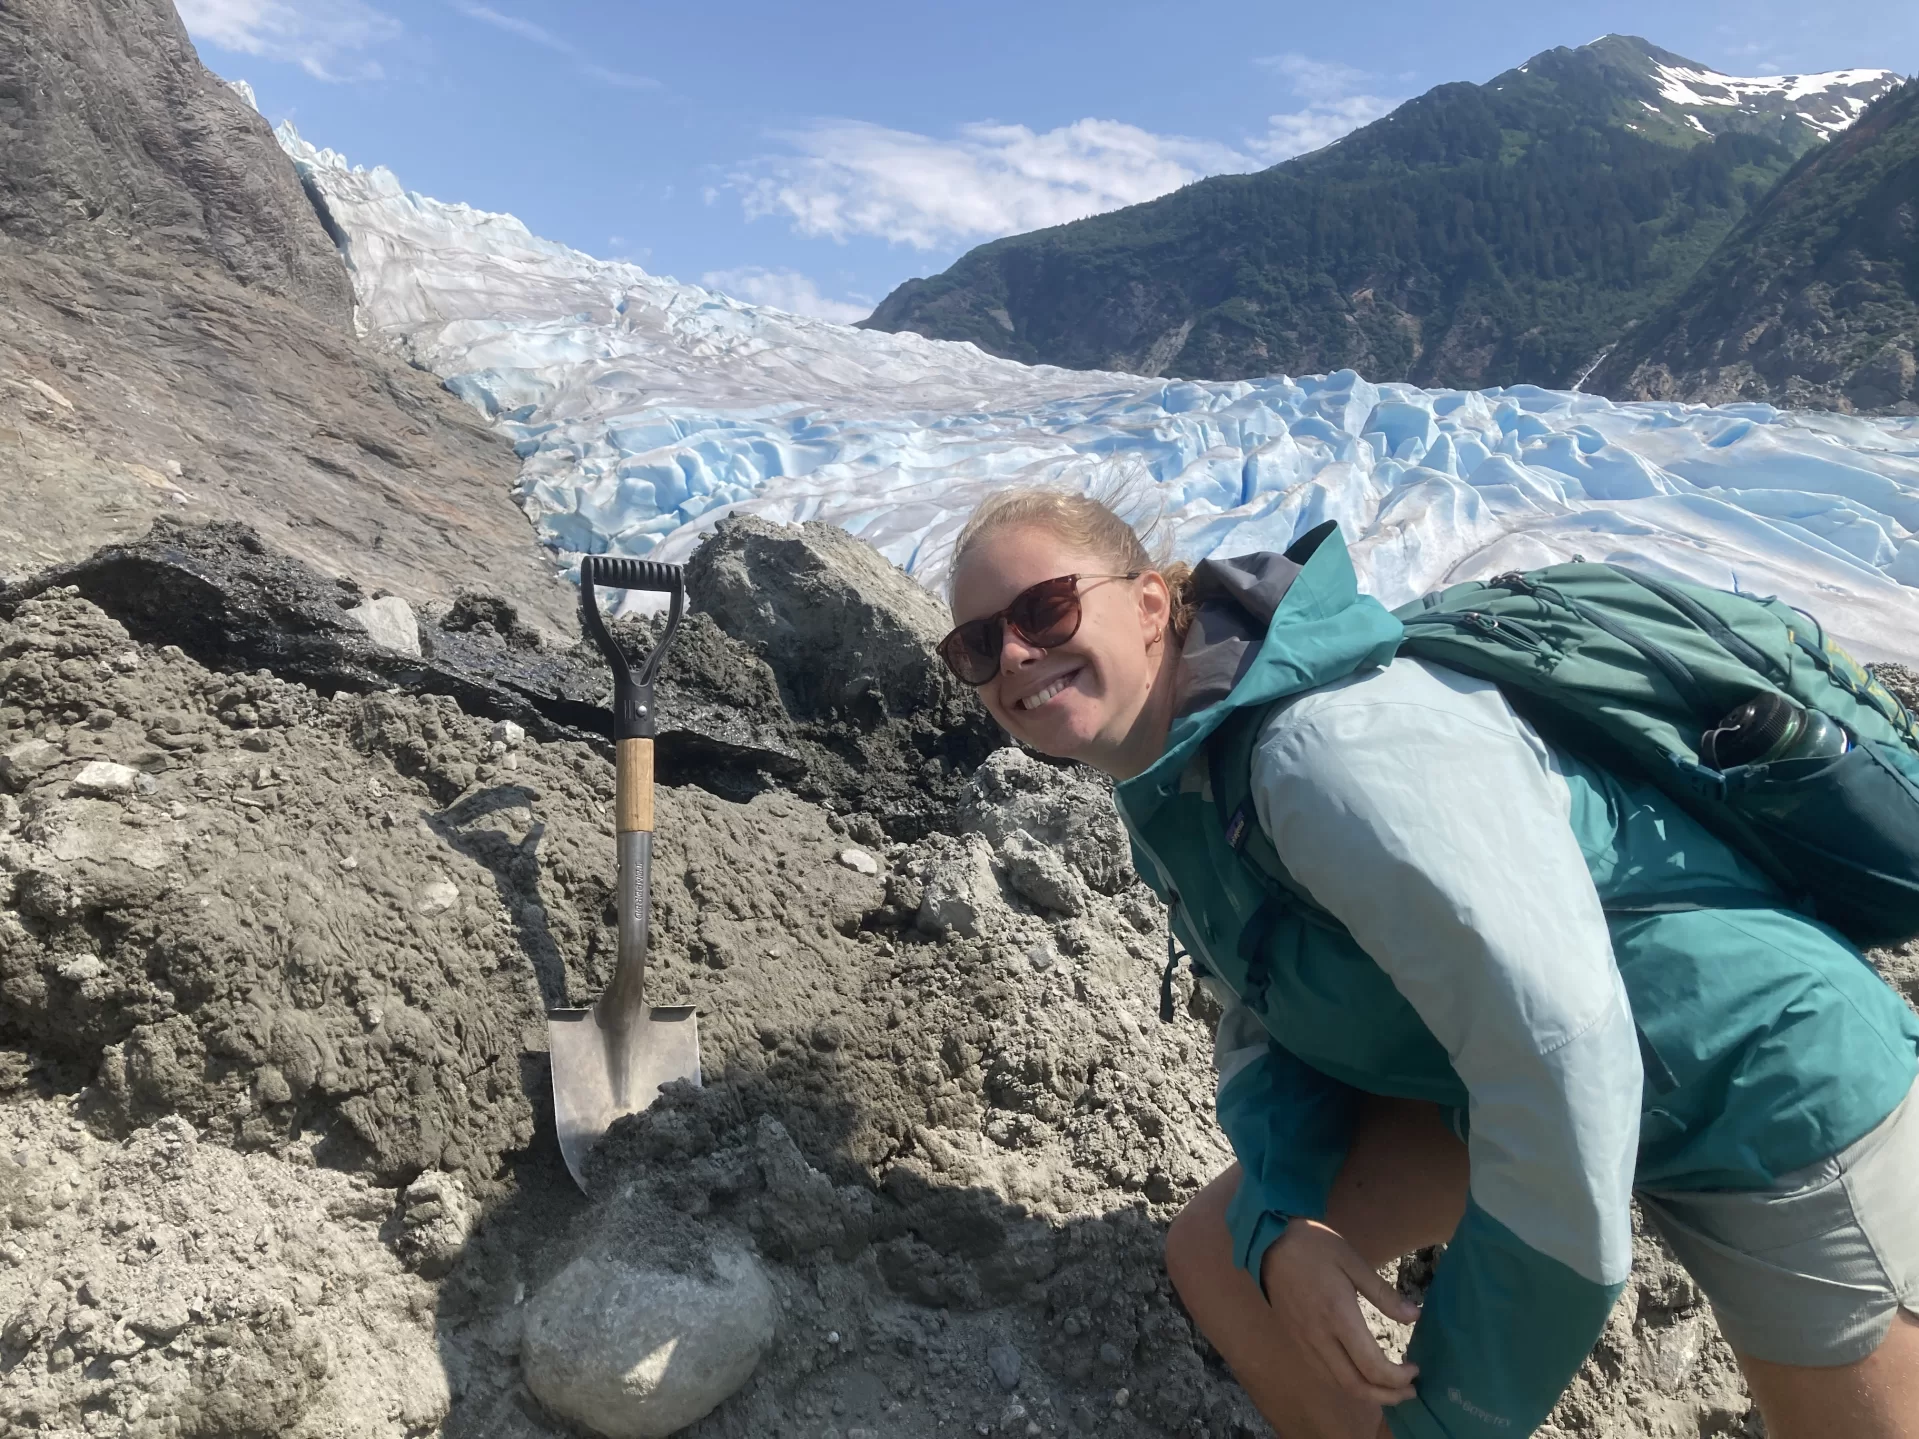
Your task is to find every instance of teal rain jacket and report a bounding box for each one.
[1112,527,1919,1439]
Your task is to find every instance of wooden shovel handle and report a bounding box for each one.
[616,738,654,834]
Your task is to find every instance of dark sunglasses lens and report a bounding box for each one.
[939,617,1001,684]
[1009,579,1081,647]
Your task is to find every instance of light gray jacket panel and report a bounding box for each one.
[1243,657,1641,1287]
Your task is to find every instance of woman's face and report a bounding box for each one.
[948,524,1173,776]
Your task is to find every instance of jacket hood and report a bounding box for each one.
[1115,521,1403,823]
[1175,548,1312,719]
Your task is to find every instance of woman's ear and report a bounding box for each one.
[1137,571,1172,640]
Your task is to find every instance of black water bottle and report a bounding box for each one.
[1700,691,1850,770]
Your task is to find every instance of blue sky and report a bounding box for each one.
[177,1,1918,323]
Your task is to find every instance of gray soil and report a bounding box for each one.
[0,0,576,634]
[4,516,1914,1439]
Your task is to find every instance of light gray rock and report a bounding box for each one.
[346,596,422,657]
[915,834,1002,940]
[522,1245,777,1438]
[70,760,137,797]
[837,847,879,876]
[998,830,1086,916]
[395,1171,476,1278]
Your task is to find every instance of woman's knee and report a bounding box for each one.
[1164,1165,1239,1301]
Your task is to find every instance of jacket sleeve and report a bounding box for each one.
[1208,985,1360,1282]
[1251,666,1639,1439]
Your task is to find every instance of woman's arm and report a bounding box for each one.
[1253,664,1641,1439]
[1211,994,1361,1276]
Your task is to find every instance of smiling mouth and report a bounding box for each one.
[1016,669,1080,711]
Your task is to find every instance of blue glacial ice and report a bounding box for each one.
[279,127,1919,663]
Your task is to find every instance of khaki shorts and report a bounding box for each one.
[1637,1078,1919,1367]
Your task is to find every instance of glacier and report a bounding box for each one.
[278,128,1919,664]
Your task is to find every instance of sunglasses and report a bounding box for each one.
[938,572,1141,686]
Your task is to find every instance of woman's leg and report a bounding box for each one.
[1738,1310,1919,1439]
[1163,1095,1470,1439]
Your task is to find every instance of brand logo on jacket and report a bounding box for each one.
[1447,1387,1513,1428]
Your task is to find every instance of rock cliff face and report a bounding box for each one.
[0,0,353,325]
[0,0,574,632]
[1594,79,1919,413]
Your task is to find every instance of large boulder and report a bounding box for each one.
[684,516,1001,835]
[686,516,971,727]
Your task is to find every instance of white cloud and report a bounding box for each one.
[1246,51,1401,162]
[175,0,400,80]
[727,56,1400,251]
[731,117,1247,251]
[449,2,657,90]
[700,267,872,325]
[1245,94,1401,163]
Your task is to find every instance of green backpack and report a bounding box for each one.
[1207,554,1919,949]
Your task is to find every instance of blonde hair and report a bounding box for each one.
[950,481,1197,638]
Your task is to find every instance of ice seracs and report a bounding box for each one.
[277,127,1919,664]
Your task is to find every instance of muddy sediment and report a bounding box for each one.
[2,518,1915,1438]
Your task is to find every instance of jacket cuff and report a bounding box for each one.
[1384,1399,1449,1439]
[1236,1209,1292,1294]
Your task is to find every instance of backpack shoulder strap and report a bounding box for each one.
[1204,699,1338,926]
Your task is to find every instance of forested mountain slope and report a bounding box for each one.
[1594,79,1919,413]
[861,37,1894,390]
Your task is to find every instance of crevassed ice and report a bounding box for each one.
[277,125,1919,663]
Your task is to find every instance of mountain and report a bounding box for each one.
[859,37,1897,391]
[1593,78,1919,412]
[280,127,1919,661]
[0,0,573,630]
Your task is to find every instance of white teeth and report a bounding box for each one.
[1019,674,1072,710]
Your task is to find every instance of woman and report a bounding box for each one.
[937,488,1919,1439]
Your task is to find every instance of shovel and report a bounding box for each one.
[548,555,701,1191]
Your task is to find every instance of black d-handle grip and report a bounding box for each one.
[579,555,684,740]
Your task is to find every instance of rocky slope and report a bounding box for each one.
[4,515,1915,1438]
[1593,78,1919,413]
[861,37,1896,390]
[0,0,574,633]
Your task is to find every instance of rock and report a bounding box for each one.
[960,747,1132,896]
[395,1172,477,1278]
[837,847,879,876]
[997,830,1086,915]
[416,878,459,915]
[346,595,422,657]
[987,1342,1022,1391]
[70,760,137,796]
[0,0,580,631]
[685,516,963,723]
[521,1246,778,1439]
[0,0,351,319]
[1,738,60,787]
[7,518,805,790]
[916,834,1003,939]
[490,719,525,748]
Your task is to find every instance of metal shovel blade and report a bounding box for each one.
[549,1002,701,1190]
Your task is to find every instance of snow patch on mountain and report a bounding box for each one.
[276,127,1919,663]
[1649,61,1895,134]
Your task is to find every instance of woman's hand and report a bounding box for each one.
[1258,1219,1422,1409]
